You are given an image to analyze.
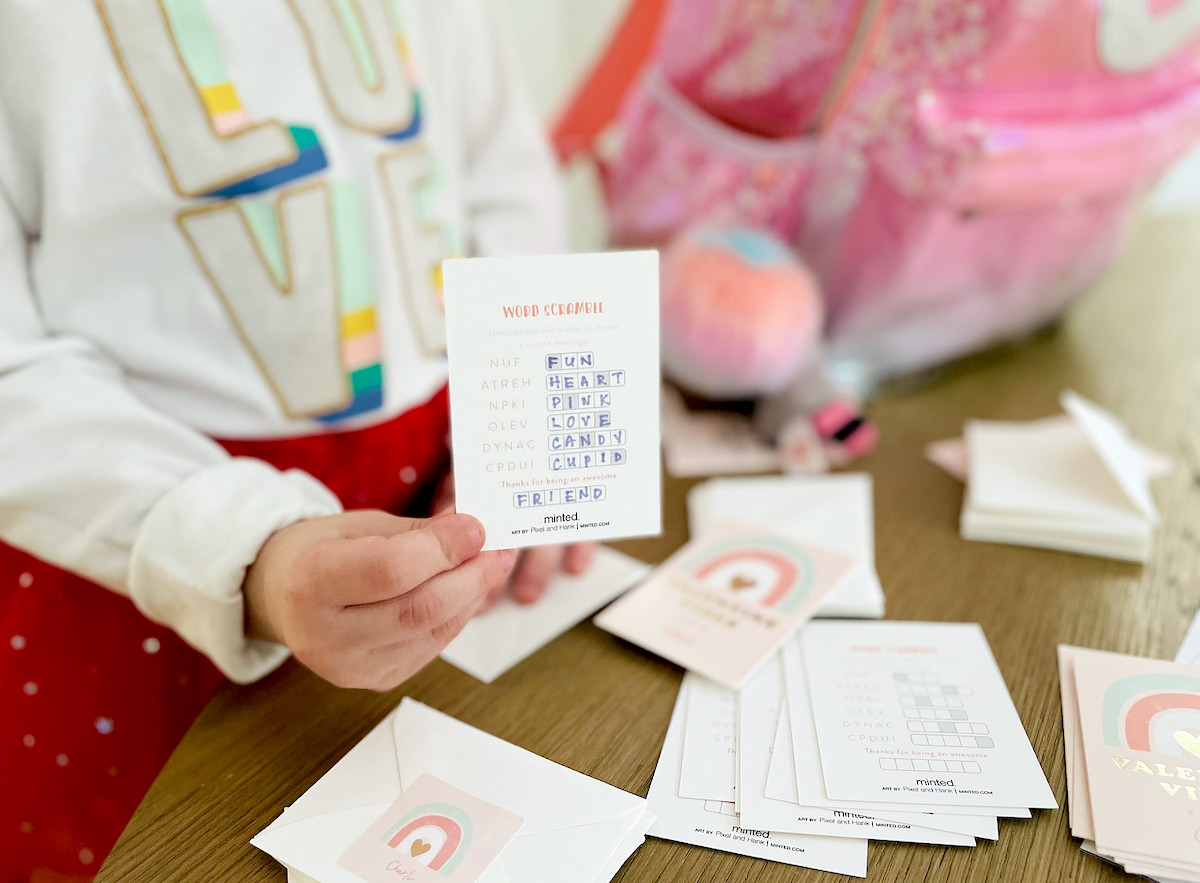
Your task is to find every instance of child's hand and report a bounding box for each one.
[243,510,516,691]
[431,470,597,606]
[505,543,597,605]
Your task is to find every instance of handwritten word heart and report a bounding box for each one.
[1174,730,1200,758]
[410,839,431,858]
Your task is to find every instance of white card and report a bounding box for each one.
[802,622,1057,810]
[646,682,868,877]
[444,252,662,550]
[440,546,650,683]
[737,651,976,846]
[678,674,737,802]
[780,641,1006,835]
[767,656,999,841]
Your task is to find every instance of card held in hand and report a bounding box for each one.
[443,252,661,551]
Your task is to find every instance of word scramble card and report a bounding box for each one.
[444,252,661,550]
[801,622,1056,810]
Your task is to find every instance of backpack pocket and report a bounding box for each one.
[814,84,1200,377]
[607,70,819,246]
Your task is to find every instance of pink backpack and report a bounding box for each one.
[562,0,1200,382]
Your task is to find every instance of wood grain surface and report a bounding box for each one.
[96,214,1200,882]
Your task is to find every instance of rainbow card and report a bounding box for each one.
[1073,650,1200,879]
[594,525,855,688]
[339,775,522,882]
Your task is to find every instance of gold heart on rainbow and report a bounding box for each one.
[1173,730,1200,758]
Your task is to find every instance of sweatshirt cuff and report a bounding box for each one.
[128,457,343,683]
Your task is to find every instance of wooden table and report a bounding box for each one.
[97,214,1200,882]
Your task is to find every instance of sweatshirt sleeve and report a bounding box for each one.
[451,0,569,258]
[0,120,342,683]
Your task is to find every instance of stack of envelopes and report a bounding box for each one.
[930,391,1169,562]
[1059,646,1200,882]
[253,700,656,883]
[644,622,1056,876]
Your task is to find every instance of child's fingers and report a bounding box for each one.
[510,545,565,604]
[353,547,517,643]
[563,542,597,575]
[480,581,507,614]
[324,514,487,607]
[361,598,480,692]
[323,509,423,539]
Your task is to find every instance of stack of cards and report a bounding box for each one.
[440,546,650,683]
[253,699,656,883]
[644,622,1056,875]
[1059,646,1200,882]
[688,474,886,618]
[645,673,869,877]
[927,391,1170,563]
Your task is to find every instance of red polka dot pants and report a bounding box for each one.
[1,386,448,882]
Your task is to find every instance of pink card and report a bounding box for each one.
[1074,651,1200,870]
[339,775,523,882]
[594,525,855,688]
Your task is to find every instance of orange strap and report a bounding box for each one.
[550,0,672,164]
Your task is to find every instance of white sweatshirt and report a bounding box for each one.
[0,0,565,682]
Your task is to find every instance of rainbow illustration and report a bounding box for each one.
[685,537,814,614]
[383,802,474,874]
[1102,673,1200,756]
[161,0,327,196]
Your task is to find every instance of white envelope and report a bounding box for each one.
[962,417,1150,561]
[958,393,1167,563]
[440,547,651,683]
[688,474,885,618]
[926,422,1173,486]
[253,699,656,883]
